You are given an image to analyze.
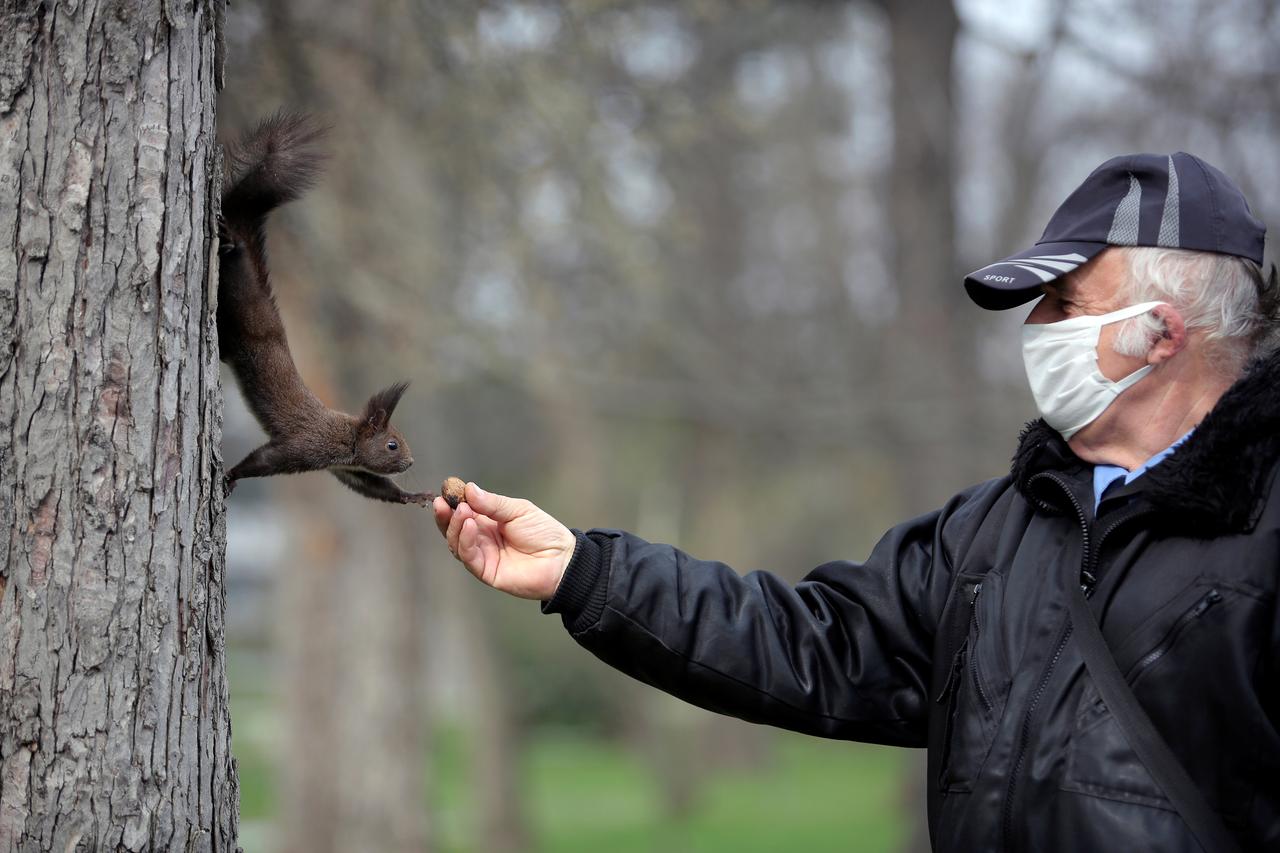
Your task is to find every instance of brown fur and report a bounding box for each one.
[218,113,431,506]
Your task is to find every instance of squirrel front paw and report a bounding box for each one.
[223,475,237,498]
[217,215,237,255]
[403,491,434,507]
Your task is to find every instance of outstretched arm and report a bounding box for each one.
[331,468,433,506]
[434,480,1007,745]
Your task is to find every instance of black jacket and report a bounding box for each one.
[543,348,1280,852]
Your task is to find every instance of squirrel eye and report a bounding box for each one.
[386,439,398,451]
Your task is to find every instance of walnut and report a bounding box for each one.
[441,476,467,510]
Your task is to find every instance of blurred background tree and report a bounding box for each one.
[216,1,1280,850]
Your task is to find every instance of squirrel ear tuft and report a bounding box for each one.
[362,409,388,435]
[363,381,409,430]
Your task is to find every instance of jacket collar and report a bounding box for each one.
[1011,347,1280,535]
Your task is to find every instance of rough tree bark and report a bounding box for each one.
[0,1,237,850]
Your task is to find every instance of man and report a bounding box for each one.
[434,153,1280,851]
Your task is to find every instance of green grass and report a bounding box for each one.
[228,644,909,851]
[520,732,907,853]
[227,650,278,821]
[232,707,909,852]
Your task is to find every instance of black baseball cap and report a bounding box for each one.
[965,152,1266,310]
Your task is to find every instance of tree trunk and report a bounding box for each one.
[279,491,428,853]
[882,0,967,515]
[0,1,237,850]
[460,600,529,853]
[881,2,961,851]
[271,253,429,853]
[277,506,343,853]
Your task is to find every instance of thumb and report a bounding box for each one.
[464,482,525,522]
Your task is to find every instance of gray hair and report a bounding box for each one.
[1111,246,1269,377]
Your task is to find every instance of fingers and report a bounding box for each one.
[464,482,526,523]
[457,516,484,573]
[445,501,475,558]
[433,496,452,536]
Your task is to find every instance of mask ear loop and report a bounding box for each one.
[1117,302,1166,355]
[1262,262,1280,307]
[1247,262,1280,355]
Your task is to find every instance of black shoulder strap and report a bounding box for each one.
[1065,582,1242,853]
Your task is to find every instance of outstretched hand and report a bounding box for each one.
[433,482,575,601]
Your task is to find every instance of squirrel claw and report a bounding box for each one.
[222,476,237,499]
[217,215,237,254]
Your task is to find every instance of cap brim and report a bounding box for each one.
[964,242,1107,310]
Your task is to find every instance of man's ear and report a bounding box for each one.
[362,381,409,433]
[1146,304,1186,365]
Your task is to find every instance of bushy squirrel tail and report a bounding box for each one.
[221,111,327,225]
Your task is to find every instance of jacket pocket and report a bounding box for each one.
[1062,579,1258,818]
[935,573,1009,792]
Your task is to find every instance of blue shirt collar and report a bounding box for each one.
[1092,429,1194,511]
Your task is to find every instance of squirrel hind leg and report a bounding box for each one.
[217,215,237,255]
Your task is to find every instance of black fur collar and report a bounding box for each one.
[1011,347,1280,535]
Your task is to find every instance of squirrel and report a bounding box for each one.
[217,112,433,506]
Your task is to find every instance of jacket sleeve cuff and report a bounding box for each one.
[540,529,611,634]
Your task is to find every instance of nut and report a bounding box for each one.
[441,476,466,509]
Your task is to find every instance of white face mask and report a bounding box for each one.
[1021,300,1165,440]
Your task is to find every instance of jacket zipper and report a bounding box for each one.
[1124,588,1222,682]
[934,583,994,713]
[1002,472,1151,849]
[1081,503,1150,597]
[969,583,994,715]
[933,582,989,790]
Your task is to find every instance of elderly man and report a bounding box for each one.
[434,153,1278,851]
